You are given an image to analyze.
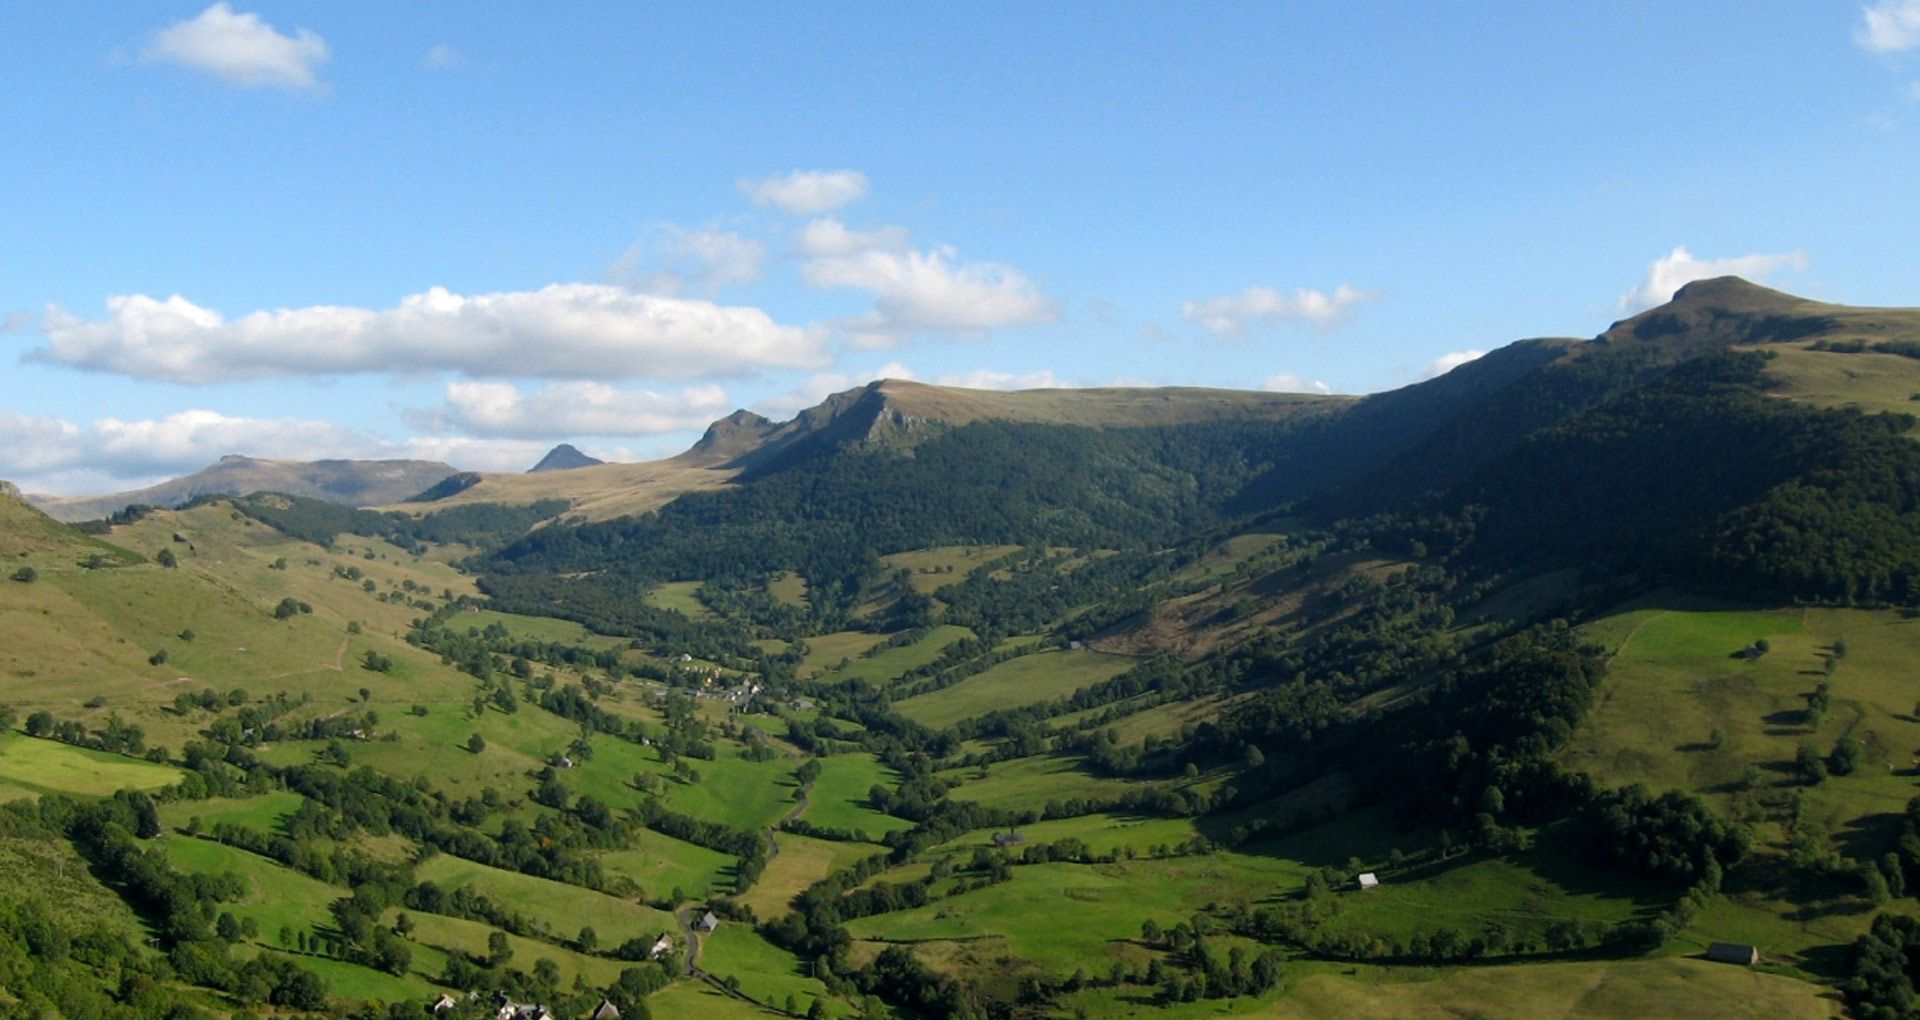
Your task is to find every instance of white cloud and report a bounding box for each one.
[0,408,550,495]
[412,381,733,439]
[933,368,1063,390]
[741,170,870,215]
[798,218,1056,347]
[1422,350,1486,379]
[1261,373,1332,395]
[144,3,330,91]
[422,43,462,70]
[1860,0,1920,51]
[34,284,828,384]
[1615,246,1808,313]
[613,226,766,296]
[1181,284,1371,336]
[794,219,911,258]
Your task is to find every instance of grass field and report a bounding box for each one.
[700,926,850,1017]
[163,836,344,939]
[560,732,799,833]
[646,980,789,1018]
[158,790,306,834]
[821,625,975,686]
[767,572,809,609]
[943,753,1185,812]
[1568,598,1920,838]
[598,830,738,903]
[645,581,713,619]
[397,909,633,988]
[845,854,1314,973]
[0,732,182,800]
[462,608,627,649]
[1058,956,1837,1019]
[742,834,885,920]
[800,753,912,838]
[1761,343,1920,424]
[798,631,890,678]
[415,854,677,947]
[896,648,1136,728]
[878,545,1022,594]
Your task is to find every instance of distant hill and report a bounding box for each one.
[0,480,138,562]
[26,455,459,523]
[527,444,604,473]
[394,379,1348,522]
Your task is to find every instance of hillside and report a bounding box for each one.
[28,455,459,523]
[395,378,1347,523]
[10,279,1920,1017]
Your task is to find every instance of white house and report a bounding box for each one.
[1356,872,1380,890]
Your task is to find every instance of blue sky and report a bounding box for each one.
[5,2,1919,494]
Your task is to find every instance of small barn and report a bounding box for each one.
[993,830,1026,848]
[697,911,720,934]
[591,998,621,1020]
[1707,942,1759,965]
[1356,872,1380,891]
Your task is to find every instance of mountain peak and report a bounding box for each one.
[528,444,604,473]
[1666,275,1805,312]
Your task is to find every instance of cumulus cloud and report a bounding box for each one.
[797,218,1056,348]
[1860,0,1920,51]
[0,408,548,495]
[1181,284,1371,336]
[144,3,330,91]
[1261,373,1332,395]
[613,227,766,296]
[1422,350,1486,379]
[34,284,828,384]
[411,381,733,439]
[1615,246,1808,313]
[741,170,870,215]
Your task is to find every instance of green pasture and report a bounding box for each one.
[597,829,737,902]
[0,733,182,800]
[798,631,889,678]
[742,834,885,920]
[414,853,676,947]
[896,648,1136,728]
[800,753,912,838]
[645,581,713,619]
[163,835,343,938]
[822,625,975,686]
[158,790,306,834]
[700,926,850,1018]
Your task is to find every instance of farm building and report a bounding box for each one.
[648,933,674,960]
[591,999,621,1020]
[697,911,721,933]
[994,830,1026,848]
[1356,872,1380,890]
[1707,942,1759,965]
[430,995,458,1015]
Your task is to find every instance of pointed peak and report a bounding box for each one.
[527,444,604,473]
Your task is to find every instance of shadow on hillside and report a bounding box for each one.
[1833,810,1905,863]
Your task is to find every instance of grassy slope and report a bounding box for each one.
[820,625,975,686]
[0,732,182,801]
[896,648,1136,728]
[1568,595,1920,970]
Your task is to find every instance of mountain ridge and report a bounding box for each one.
[26,456,460,523]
